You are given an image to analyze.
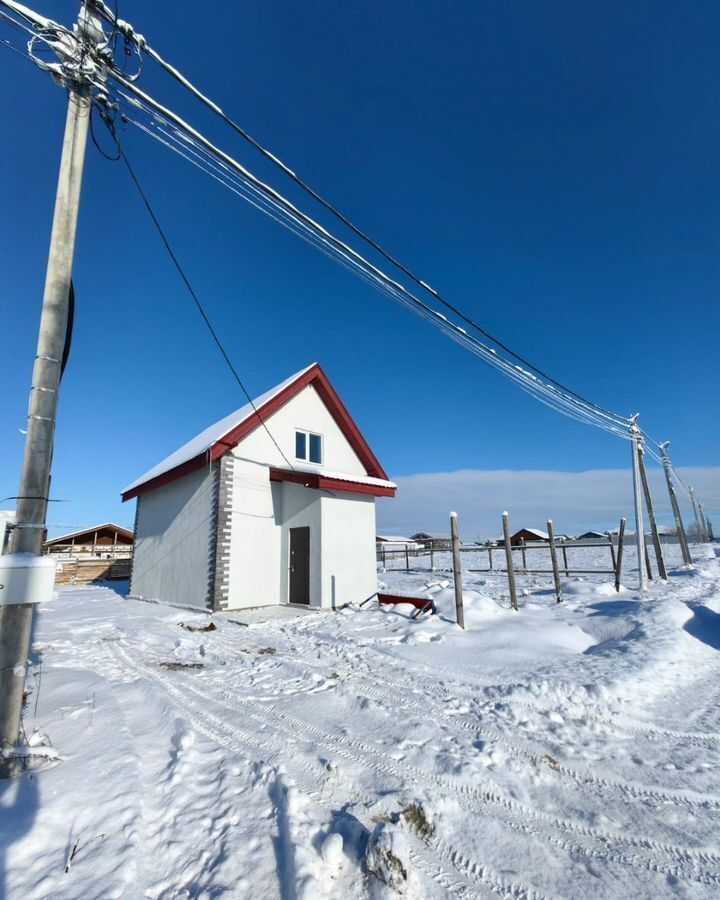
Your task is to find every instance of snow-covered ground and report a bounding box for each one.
[3,543,720,899]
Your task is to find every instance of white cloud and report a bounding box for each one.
[377,467,720,540]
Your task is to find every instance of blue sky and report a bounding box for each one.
[1,1,718,537]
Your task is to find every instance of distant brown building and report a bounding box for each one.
[44,523,133,559]
[495,527,550,547]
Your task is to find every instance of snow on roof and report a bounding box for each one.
[123,364,316,495]
[521,528,549,540]
[271,463,396,491]
[44,523,134,545]
[376,535,415,543]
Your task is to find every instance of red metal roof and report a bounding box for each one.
[122,364,391,501]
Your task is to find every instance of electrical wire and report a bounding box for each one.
[97,108,297,472]
[0,1,673,452]
[0,0,637,442]
[101,76,633,440]
[88,0,628,426]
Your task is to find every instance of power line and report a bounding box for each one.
[89,0,629,426]
[1,0,696,459]
[99,74,633,440]
[0,0,636,442]
[97,109,297,472]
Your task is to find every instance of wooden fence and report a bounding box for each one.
[54,557,131,585]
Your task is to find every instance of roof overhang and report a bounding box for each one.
[269,467,396,498]
[43,523,134,545]
[122,363,391,502]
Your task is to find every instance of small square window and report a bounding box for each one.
[309,433,322,464]
[295,429,323,464]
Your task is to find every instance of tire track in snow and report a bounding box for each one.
[340,669,720,815]
[107,643,538,900]
[176,664,720,889]
[225,626,720,817]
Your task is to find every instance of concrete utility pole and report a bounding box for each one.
[637,446,667,581]
[0,7,101,748]
[629,417,649,592]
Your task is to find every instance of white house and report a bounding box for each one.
[122,363,396,612]
[376,535,421,552]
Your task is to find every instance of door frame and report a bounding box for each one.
[287,526,311,606]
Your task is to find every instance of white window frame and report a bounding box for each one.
[295,429,323,465]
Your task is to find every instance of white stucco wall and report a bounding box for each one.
[224,458,283,609]
[278,482,323,607]
[221,382,378,610]
[320,493,377,608]
[130,466,214,609]
[236,384,368,475]
[223,456,376,610]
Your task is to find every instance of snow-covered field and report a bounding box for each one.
[3,543,720,899]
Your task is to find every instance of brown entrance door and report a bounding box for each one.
[289,527,310,605]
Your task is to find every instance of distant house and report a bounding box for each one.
[122,364,396,612]
[496,528,550,547]
[44,523,134,559]
[376,535,421,551]
[578,531,607,541]
[411,532,451,549]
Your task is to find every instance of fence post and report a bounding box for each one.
[689,486,705,543]
[520,538,527,573]
[699,503,711,544]
[502,512,518,611]
[405,545,410,573]
[547,519,563,603]
[608,532,616,570]
[644,542,653,581]
[630,418,649,591]
[430,541,434,572]
[449,513,465,629]
[488,544,493,572]
[561,539,569,576]
[659,442,692,565]
[615,517,626,593]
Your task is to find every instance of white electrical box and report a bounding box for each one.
[0,554,57,606]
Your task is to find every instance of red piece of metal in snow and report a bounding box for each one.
[378,593,431,610]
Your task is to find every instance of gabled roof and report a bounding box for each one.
[122,363,390,501]
[515,528,549,540]
[44,523,134,545]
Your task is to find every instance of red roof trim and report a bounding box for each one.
[269,467,396,498]
[122,364,390,501]
[121,453,209,502]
